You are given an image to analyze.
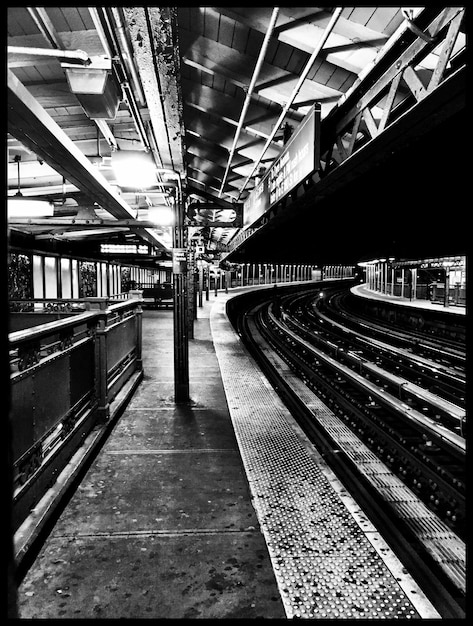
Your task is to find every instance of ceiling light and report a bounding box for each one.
[8,154,54,217]
[8,197,54,217]
[112,150,158,189]
[147,206,174,226]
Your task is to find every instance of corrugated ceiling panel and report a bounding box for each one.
[12,66,43,84]
[271,38,297,71]
[187,6,205,35]
[349,7,377,26]
[326,66,352,91]
[77,7,95,29]
[264,37,280,66]
[210,71,226,94]
[384,10,404,36]
[35,63,66,83]
[51,106,70,117]
[187,163,222,187]
[244,27,265,59]
[285,48,308,75]
[338,72,358,93]
[203,7,220,41]
[180,62,193,82]
[8,8,39,36]
[230,18,250,53]
[216,12,235,47]
[310,61,340,86]
[222,78,239,99]
[366,7,402,34]
[201,71,214,90]
[60,7,88,31]
[188,151,225,175]
[341,8,356,20]
[46,7,70,33]
[185,116,233,148]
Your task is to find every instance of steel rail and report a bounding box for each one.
[285,301,466,427]
[312,303,465,383]
[242,302,465,612]
[271,308,465,455]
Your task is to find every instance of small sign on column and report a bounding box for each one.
[172,248,188,274]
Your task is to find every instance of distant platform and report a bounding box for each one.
[351,283,465,316]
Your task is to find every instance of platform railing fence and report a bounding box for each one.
[8,297,143,534]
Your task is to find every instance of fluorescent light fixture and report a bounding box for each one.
[8,197,54,217]
[112,150,158,189]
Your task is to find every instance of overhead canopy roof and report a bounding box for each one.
[7,6,466,264]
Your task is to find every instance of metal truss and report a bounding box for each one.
[226,7,465,256]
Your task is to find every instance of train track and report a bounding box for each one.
[320,288,466,370]
[230,284,465,618]
[282,289,466,434]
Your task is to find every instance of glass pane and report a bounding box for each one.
[61,258,72,298]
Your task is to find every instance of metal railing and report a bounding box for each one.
[9,297,143,534]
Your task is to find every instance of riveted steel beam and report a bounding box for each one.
[122,7,185,175]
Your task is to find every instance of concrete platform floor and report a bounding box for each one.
[17,297,286,619]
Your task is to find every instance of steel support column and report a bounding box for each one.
[172,189,189,403]
[412,268,417,300]
[444,269,450,307]
[198,262,203,307]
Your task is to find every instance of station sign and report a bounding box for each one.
[186,203,243,227]
[172,247,187,274]
[243,104,320,228]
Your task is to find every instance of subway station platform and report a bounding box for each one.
[17,286,440,619]
[351,283,466,315]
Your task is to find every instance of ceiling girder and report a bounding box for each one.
[8,68,135,221]
[7,68,169,251]
[225,62,465,259]
[122,6,185,174]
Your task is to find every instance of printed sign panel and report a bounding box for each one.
[243,104,320,228]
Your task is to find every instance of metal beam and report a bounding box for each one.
[219,8,279,197]
[226,64,465,258]
[331,8,464,140]
[8,219,166,228]
[123,7,185,174]
[7,69,167,250]
[184,100,280,145]
[237,7,343,198]
[8,69,135,218]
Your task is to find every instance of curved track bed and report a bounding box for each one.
[227,281,465,618]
